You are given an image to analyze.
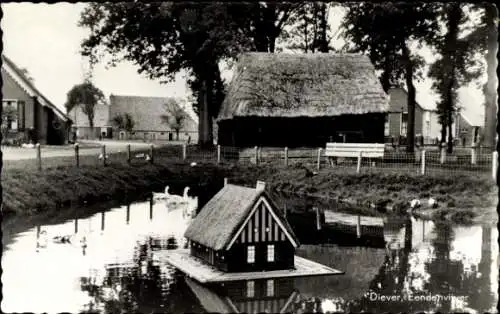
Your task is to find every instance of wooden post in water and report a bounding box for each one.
[356,151,363,173]
[315,207,322,230]
[127,144,131,164]
[356,215,361,238]
[149,144,154,164]
[74,143,80,167]
[101,145,107,166]
[422,220,425,241]
[149,198,154,220]
[126,204,130,224]
[36,143,42,171]
[317,148,322,171]
[36,225,41,239]
[254,146,259,165]
[284,147,288,166]
[101,212,105,231]
[74,219,78,234]
[421,150,426,175]
[217,145,221,164]
[182,144,187,161]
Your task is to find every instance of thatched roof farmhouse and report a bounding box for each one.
[217,53,389,147]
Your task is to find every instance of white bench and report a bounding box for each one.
[325,143,385,166]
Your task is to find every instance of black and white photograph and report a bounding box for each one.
[0,2,498,313]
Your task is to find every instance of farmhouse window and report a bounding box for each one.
[2,100,20,131]
[266,279,274,297]
[400,112,408,136]
[247,245,255,263]
[267,245,275,262]
[246,280,255,298]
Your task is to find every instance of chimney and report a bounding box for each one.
[224,178,228,186]
[256,180,266,192]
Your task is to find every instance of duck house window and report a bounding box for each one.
[247,280,255,298]
[267,244,275,262]
[247,245,255,264]
[266,279,274,297]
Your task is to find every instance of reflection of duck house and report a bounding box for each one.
[155,180,342,282]
[186,278,298,314]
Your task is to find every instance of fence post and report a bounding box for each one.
[471,142,478,165]
[217,145,221,164]
[182,143,187,161]
[492,151,498,181]
[317,148,322,171]
[315,207,322,230]
[36,143,42,171]
[356,151,362,173]
[440,143,446,164]
[356,215,362,238]
[127,144,131,164]
[101,145,107,166]
[74,143,80,167]
[284,147,288,166]
[149,144,154,164]
[420,150,426,175]
[254,146,259,165]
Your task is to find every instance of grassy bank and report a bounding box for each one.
[2,161,497,225]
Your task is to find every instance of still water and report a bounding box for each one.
[1,191,498,313]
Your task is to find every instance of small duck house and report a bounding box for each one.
[184,180,300,273]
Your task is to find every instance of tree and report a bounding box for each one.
[284,2,331,53]
[65,81,105,139]
[427,3,483,153]
[112,113,135,138]
[463,4,498,150]
[160,100,188,141]
[79,3,251,147]
[341,3,439,152]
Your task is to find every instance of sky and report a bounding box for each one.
[1,3,486,125]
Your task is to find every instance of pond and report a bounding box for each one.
[1,189,498,313]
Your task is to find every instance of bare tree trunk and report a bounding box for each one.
[447,110,454,153]
[198,78,213,148]
[403,43,415,153]
[483,4,498,151]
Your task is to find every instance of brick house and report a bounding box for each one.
[387,87,481,147]
[454,111,482,147]
[1,55,71,145]
[109,95,198,142]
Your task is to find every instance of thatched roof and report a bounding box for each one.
[184,183,299,251]
[217,53,389,121]
[109,95,198,132]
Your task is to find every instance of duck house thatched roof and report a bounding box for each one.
[217,52,389,121]
[184,183,299,251]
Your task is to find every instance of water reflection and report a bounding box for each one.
[1,192,498,313]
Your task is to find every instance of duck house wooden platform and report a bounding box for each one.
[154,249,343,283]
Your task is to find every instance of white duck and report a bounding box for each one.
[428,197,437,208]
[183,195,199,219]
[153,186,172,200]
[165,186,191,210]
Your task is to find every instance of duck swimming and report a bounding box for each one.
[153,186,172,200]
